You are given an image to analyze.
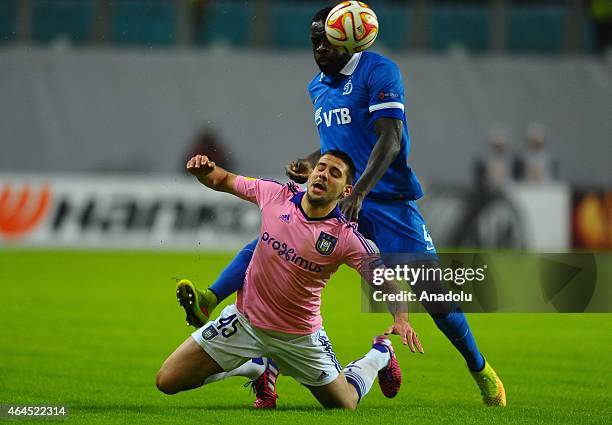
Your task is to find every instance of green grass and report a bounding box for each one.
[1,251,611,424]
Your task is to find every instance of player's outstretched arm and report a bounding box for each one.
[186,154,238,196]
[340,118,402,221]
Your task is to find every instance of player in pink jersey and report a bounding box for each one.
[156,150,423,409]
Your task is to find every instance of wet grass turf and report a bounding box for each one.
[1,251,610,424]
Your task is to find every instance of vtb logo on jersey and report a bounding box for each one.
[315,107,352,128]
[315,232,338,255]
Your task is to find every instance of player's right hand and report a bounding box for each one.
[385,315,424,354]
[187,154,215,177]
[285,159,312,184]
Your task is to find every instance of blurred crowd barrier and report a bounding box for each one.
[1,48,610,186]
[1,173,610,251]
[0,0,599,54]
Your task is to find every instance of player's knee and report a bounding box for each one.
[344,400,358,411]
[323,396,358,410]
[156,369,179,395]
[334,399,358,410]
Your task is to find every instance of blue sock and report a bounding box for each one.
[209,238,257,301]
[433,306,485,372]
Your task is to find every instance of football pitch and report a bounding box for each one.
[1,251,610,424]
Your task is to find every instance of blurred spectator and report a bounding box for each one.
[474,126,518,189]
[183,126,234,172]
[515,123,558,183]
[590,0,612,53]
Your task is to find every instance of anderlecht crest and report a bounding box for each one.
[316,232,337,256]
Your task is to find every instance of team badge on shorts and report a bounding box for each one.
[316,232,337,256]
[202,325,219,340]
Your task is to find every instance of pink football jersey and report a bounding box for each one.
[233,176,376,334]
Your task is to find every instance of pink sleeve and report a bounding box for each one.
[343,227,379,274]
[233,176,285,208]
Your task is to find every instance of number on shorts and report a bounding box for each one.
[422,225,435,250]
[217,314,240,338]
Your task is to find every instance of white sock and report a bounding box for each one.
[343,343,390,400]
[203,358,266,385]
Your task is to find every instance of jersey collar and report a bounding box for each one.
[319,52,363,82]
[290,191,342,221]
[339,52,362,76]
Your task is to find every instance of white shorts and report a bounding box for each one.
[191,304,342,386]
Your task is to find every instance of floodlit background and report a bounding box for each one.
[1,1,611,424]
[1,0,610,251]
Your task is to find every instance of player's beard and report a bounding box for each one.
[317,60,340,75]
[306,191,333,208]
[315,51,351,75]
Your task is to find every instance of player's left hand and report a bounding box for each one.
[186,154,216,177]
[385,319,424,354]
[339,191,364,222]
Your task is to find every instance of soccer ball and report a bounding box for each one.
[325,1,379,53]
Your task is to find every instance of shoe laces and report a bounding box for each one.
[244,373,277,401]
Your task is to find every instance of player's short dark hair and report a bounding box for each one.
[312,7,333,24]
[322,149,355,184]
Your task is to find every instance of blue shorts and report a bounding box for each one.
[357,197,436,255]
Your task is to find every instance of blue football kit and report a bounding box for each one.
[307,51,434,255]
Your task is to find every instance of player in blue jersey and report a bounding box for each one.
[176,6,505,407]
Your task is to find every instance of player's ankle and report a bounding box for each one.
[468,354,486,373]
[203,288,219,306]
[372,342,389,357]
[248,358,267,380]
